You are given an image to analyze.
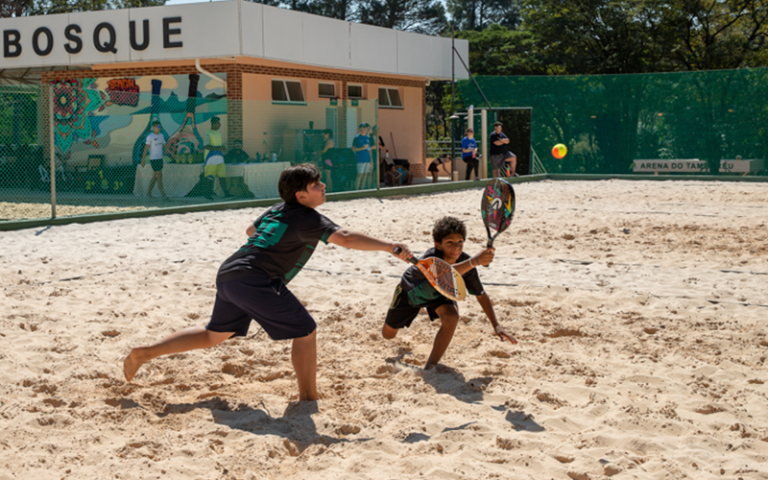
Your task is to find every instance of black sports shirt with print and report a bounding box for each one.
[400,247,485,306]
[217,202,340,284]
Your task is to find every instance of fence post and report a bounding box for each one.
[481,109,488,179]
[49,84,56,219]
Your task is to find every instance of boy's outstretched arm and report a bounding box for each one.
[328,228,412,261]
[476,293,518,344]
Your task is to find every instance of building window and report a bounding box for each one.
[378,88,403,108]
[318,82,336,98]
[348,84,363,99]
[272,80,305,103]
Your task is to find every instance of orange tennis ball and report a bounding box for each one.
[552,143,568,159]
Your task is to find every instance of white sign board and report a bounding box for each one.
[633,159,764,173]
[0,2,239,68]
[0,0,468,80]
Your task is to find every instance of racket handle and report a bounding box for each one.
[393,246,418,265]
[483,240,494,267]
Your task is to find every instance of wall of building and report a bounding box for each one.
[42,58,428,176]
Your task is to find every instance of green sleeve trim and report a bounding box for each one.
[320,227,339,244]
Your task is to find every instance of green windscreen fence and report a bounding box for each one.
[0,76,379,224]
[459,68,768,176]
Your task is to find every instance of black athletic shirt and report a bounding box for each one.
[489,132,510,156]
[217,202,340,284]
[400,247,485,306]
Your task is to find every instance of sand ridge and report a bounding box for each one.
[1,179,767,479]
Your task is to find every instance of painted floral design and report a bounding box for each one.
[51,78,107,153]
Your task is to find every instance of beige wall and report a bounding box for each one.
[241,73,422,167]
[377,85,423,167]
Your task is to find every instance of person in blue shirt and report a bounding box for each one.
[352,123,372,190]
[461,128,479,180]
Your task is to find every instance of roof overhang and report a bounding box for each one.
[0,0,469,81]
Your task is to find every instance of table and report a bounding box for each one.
[134,162,291,199]
[238,162,290,199]
[134,163,203,198]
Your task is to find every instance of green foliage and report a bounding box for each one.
[2,0,167,16]
[446,0,521,31]
[460,69,768,174]
[356,0,447,34]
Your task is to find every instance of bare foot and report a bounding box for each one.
[123,348,146,382]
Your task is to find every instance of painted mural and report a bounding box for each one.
[50,73,227,168]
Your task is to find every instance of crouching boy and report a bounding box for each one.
[382,216,516,368]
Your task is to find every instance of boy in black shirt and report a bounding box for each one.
[489,121,518,178]
[124,163,412,401]
[382,216,516,368]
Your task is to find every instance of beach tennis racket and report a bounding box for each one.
[167,74,203,161]
[481,178,515,248]
[393,247,467,301]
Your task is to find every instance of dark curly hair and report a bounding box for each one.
[278,163,321,204]
[432,216,466,243]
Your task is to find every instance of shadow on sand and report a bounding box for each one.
[385,359,546,434]
[148,396,371,454]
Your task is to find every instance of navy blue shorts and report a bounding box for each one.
[206,274,316,340]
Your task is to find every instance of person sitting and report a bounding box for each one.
[224,139,250,164]
[384,163,402,187]
[399,164,413,185]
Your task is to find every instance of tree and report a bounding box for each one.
[668,0,768,71]
[457,24,547,76]
[356,0,447,34]
[5,0,167,16]
[1,0,35,16]
[447,0,521,32]
[280,0,354,20]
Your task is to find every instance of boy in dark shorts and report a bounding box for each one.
[382,216,516,368]
[123,163,412,401]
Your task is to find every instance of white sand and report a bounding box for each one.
[1,179,767,480]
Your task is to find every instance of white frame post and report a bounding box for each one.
[49,84,56,219]
[481,109,488,179]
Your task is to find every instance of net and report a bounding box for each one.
[458,68,768,176]
[0,79,380,225]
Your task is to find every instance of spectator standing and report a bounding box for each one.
[352,123,372,190]
[489,121,518,178]
[461,129,479,180]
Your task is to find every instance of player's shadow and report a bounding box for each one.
[417,363,491,403]
[155,397,365,454]
[418,364,545,433]
[501,410,545,432]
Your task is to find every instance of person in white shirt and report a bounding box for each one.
[141,121,169,200]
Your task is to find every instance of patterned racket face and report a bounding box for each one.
[481,179,515,247]
[416,257,467,301]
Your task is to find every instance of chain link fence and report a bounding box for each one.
[0,78,379,225]
[459,68,768,176]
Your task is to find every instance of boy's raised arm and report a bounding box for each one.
[453,247,495,275]
[328,228,412,261]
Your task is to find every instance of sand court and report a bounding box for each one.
[1,179,767,479]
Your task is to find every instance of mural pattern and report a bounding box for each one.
[50,74,227,168]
